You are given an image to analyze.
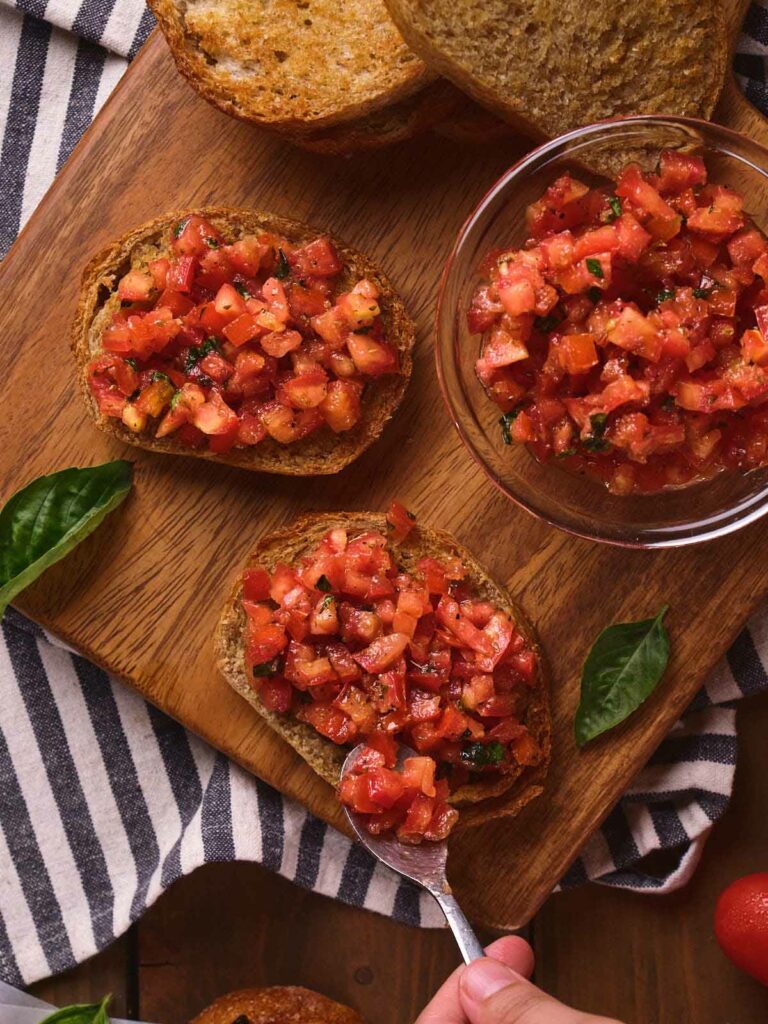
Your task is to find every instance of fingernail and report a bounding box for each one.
[460,958,517,1004]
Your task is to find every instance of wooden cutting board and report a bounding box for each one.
[0,0,761,930]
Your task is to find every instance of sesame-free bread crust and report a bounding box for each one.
[384,0,727,141]
[291,79,465,156]
[189,987,364,1024]
[215,513,551,831]
[148,0,434,133]
[72,208,415,476]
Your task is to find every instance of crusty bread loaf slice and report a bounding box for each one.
[291,79,465,156]
[72,208,415,476]
[190,987,363,1024]
[148,0,435,133]
[384,0,727,141]
[215,513,551,830]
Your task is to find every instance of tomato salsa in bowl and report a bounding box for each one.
[436,117,768,547]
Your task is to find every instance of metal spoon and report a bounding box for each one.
[341,742,485,964]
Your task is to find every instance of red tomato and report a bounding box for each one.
[173,216,224,257]
[290,238,342,278]
[386,500,416,542]
[714,873,768,985]
[468,151,768,494]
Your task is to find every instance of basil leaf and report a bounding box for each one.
[253,658,280,677]
[460,740,505,768]
[499,409,520,445]
[586,257,604,279]
[607,195,622,221]
[0,462,132,616]
[316,574,332,592]
[40,994,111,1024]
[275,247,290,280]
[575,606,670,746]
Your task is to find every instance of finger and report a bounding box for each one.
[459,958,624,1024]
[414,935,535,1024]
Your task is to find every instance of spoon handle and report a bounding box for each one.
[431,889,485,963]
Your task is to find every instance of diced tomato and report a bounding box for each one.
[354,633,410,673]
[166,256,197,293]
[346,334,399,376]
[192,390,239,435]
[118,270,155,302]
[290,238,342,278]
[173,216,224,257]
[558,333,598,375]
[386,500,415,542]
[259,677,293,713]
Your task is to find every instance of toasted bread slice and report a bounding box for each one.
[292,80,465,156]
[72,208,415,476]
[215,513,551,830]
[148,0,434,133]
[384,0,727,141]
[190,987,363,1024]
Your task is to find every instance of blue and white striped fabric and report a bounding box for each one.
[1,0,768,988]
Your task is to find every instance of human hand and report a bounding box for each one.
[415,936,624,1024]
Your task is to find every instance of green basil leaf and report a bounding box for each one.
[575,606,670,746]
[253,658,280,677]
[607,195,622,221]
[499,409,521,445]
[275,247,290,280]
[0,462,132,616]
[586,257,604,279]
[316,574,333,592]
[460,740,505,768]
[39,994,111,1024]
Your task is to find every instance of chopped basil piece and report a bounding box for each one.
[170,390,182,409]
[499,409,521,445]
[185,336,221,371]
[252,658,280,677]
[656,289,676,303]
[693,286,713,299]
[319,595,334,612]
[205,237,219,249]
[607,195,622,221]
[460,740,505,768]
[275,247,290,280]
[235,282,251,298]
[587,286,602,303]
[150,371,172,385]
[582,412,611,452]
[125,358,138,370]
[534,312,563,333]
[316,574,332,592]
[586,258,604,279]
[556,447,578,458]
[173,217,189,239]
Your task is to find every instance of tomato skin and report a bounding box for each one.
[714,873,768,985]
[386,500,415,542]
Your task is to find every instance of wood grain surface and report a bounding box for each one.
[0,0,762,932]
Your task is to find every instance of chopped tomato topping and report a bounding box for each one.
[468,153,768,494]
[87,218,399,453]
[241,511,541,844]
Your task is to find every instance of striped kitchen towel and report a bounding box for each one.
[1,0,768,988]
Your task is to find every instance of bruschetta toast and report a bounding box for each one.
[215,508,550,836]
[73,208,415,475]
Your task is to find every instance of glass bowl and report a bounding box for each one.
[436,115,768,548]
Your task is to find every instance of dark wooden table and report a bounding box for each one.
[29,692,768,1023]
